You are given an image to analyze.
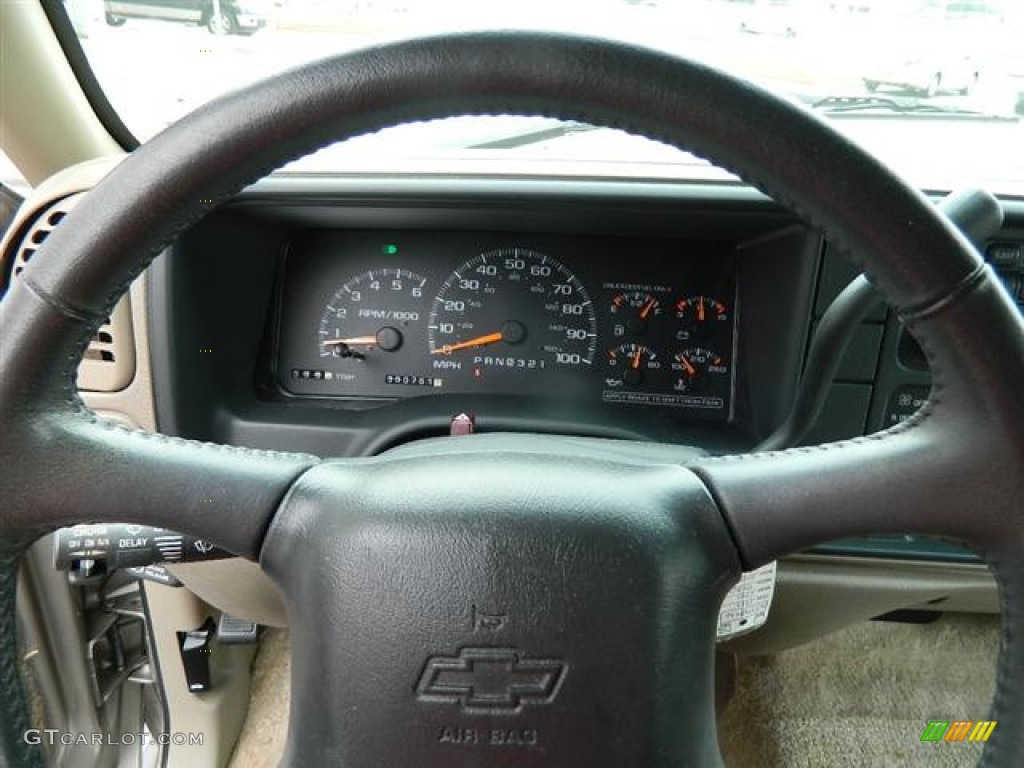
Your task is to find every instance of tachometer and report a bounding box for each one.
[318,268,427,358]
[428,248,597,371]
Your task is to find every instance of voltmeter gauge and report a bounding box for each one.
[674,296,729,341]
[672,347,729,392]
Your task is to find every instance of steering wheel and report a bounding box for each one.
[2,32,1022,767]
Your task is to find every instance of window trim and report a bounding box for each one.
[40,0,140,152]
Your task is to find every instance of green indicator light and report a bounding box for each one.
[382,244,399,255]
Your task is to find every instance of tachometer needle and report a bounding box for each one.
[322,336,378,347]
[432,331,504,355]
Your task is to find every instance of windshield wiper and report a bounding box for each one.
[466,121,597,149]
[811,95,1000,118]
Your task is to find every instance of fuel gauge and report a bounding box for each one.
[610,291,662,337]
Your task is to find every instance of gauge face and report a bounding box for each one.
[428,248,597,371]
[610,291,662,337]
[672,347,729,392]
[607,342,662,386]
[675,296,729,341]
[318,268,427,358]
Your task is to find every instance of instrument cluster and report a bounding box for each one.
[276,230,738,420]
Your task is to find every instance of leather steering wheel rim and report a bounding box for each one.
[1,32,1022,767]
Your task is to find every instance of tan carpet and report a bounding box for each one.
[719,613,1000,767]
[228,628,290,768]
[229,614,1001,767]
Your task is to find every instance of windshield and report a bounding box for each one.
[63,0,1024,193]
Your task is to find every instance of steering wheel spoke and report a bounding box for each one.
[694,272,1024,569]
[693,422,977,567]
[24,413,315,556]
[0,276,317,556]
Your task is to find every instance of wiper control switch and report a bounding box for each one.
[53,523,232,579]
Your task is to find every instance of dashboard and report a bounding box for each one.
[132,176,1022,565]
[150,179,827,458]
[276,230,738,420]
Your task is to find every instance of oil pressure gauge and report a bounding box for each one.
[607,342,662,386]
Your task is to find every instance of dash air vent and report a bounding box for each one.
[13,194,136,392]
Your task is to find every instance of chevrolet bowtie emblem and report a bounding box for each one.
[416,647,567,713]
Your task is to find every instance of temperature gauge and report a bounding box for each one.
[672,347,729,392]
[610,291,662,337]
[607,343,662,386]
[674,296,729,341]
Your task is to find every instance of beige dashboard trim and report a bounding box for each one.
[724,554,998,656]
[170,550,1000,658]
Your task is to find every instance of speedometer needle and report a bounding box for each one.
[431,331,504,355]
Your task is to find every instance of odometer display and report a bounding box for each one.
[428,248,597,379]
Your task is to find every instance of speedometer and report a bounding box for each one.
[428,248,597,372]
